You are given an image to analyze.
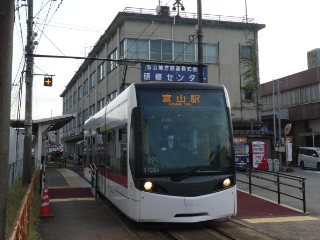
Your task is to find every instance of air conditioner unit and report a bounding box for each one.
[156,5,170,16]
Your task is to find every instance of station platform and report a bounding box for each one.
[38,168,316,240]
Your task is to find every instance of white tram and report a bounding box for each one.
[83,82,237,223]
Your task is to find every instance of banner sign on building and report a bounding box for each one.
[141,63,208,83]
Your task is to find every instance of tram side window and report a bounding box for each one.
[119,127,127,177]
[129,109,137,178]
[105,127,127,177]
[106,130,116,170]
[94,133,104,165]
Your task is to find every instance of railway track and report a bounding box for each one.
[156,220,277,240]
[89,183,278,240]
[160,224,238,240]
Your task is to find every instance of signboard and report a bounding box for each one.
[161,93,201,107]
[141,63,208,83]
[44,76,53,86]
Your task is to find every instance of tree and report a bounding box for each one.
[240,38,260,121]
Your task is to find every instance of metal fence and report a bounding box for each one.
[8,159,24,188]
[237,167,306,213]
[8,167,39,240]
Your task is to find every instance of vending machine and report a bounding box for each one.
[234,142,249,171]
[251,141,268,169]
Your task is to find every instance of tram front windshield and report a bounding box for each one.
[137,88,234,177]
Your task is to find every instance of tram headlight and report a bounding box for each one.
[144,181,153,191]
[223,178,231,188]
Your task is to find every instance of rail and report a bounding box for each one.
[8,166,39,240]
[237,167,306,213]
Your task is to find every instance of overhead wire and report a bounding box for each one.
[12,0,64,120]
[34,0,55,53]
[12,0,28,120]
[34,23,65,56]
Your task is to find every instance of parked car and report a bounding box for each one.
[298,147,320,170]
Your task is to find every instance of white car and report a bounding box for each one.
[298,147,320,170]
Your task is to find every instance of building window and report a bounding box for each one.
[65,99,68,111]
[240,45,251,59]
[107,91,117,103]
[311,83,320,102]
[69,96,72,108]
[73,90,77,104]
[203,43,218,64]
[243,89,253,101]
[184,42,196,62]
[97,62,105,81]
[83,108,89,122]
[83,79,88,94]
[291,88,299,106]
[162,41,173,61]
[89,71,96,89]
[281,91,290,107]
[97,98,105,112]
[174,42,184,61]
[304,85,311,103]
[150,40,172,61]
[120,38,218,64]
[122,39,149,59]
[107,49,117,73]
[89,104,95,116]
[78,85,83,99]
[77,112,82,128]
[300,87,306,104]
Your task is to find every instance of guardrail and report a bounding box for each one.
[123,7,254,23]
[237,167,306,213]
[8,167,39,240]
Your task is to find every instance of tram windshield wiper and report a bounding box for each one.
[170,166,213,182]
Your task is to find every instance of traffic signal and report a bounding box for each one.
[44,76,53,86]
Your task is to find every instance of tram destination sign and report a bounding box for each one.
[141,63,208,83]
[162,93,201,107]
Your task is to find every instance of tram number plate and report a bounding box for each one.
[145,167,160,173]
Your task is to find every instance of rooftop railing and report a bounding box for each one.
[123,7,254,23]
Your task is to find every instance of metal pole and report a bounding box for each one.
[244,0,248,23]
[197,0,204,83]
[277,80,283,170]
[0,0,14,238]
[272,80,277,159]
[23,0,34,185]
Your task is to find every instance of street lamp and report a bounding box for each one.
[172,0,185,16]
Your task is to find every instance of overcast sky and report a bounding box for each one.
[12,0,320,120]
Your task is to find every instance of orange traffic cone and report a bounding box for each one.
[40,186,53,217]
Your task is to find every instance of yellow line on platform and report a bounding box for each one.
[242,216,318,223]
[57,168,85,187]
[50,198,95,202]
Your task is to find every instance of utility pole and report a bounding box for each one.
[272,80,277,159]
[23,0,34,185]
[0,0,14,239]
[277,79,283,170]
[197,0,204,83]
